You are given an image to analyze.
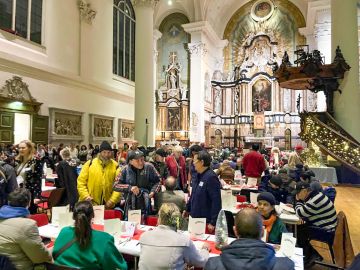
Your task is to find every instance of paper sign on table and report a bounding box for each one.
[93,205,105,225]
[120,221,136,237]
[234,170,242,180]
[250,192,259,206]
[221,190,236,211]
[247,177,258,187]
[58,212,73,229]
[188,217,206,238]
[52,206,69,226]
[128,209,141,224]
[104,218,122,236]
[279,233,296,258]
[46,168,53,176]
[279,202,295,214]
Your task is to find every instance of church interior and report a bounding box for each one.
[0,0,360,269]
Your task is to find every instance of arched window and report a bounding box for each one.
[0,0,43,44]
[113,0,135,81]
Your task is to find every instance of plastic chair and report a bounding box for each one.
[104,209,122,220]
[145,216,158,226]
[29,213,49,227]
[236,195,247,203]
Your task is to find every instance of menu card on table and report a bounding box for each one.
[128,209,142,224]
[279,233,296,258]
[221,190,237,211]
[58,212,74,229]
[93,205,105,225]
[104,218,122,236]
[247,177,258,187]
[188,217,206,239]
[250,192,259,206]
[52,205,70,226]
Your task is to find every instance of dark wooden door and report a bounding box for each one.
[31,115,48,145]
[0,112,14,144]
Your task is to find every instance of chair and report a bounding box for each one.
[223,210,236,238]
[236,195,247,203]
[30,213,49,227]
[145,216,158,226]
[104,209,122,220]
[38,188,65,210]
[313,211,354,268]
[43,262,80,270]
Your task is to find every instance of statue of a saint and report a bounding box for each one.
[180,87,188,100]
[234,91,239,114]
[169,70,177,89]
[214,89,222,115]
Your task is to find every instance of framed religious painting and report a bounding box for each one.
[89,114,115,143]
[250,0,275,22]
[252,78,272,112]
[119,119,135,142]
[253,112,265,130]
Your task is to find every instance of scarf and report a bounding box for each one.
[262,214,277,242]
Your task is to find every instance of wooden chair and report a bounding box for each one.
[38,188,65,219]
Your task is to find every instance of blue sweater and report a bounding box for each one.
[189,168,221,225]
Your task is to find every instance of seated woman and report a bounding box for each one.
[139,203,209,270]
[52,201,127,269]
[257,192,287,244]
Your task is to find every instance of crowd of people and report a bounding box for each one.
[0,139,343,269]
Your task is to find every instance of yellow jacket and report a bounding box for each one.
[77,158,121,205]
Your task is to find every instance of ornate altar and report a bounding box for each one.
[155,52,189,145]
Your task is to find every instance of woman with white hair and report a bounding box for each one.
[165,145,187,190]
[139,203,209,269]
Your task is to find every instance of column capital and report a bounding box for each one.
[186,42,207,56]
[153,28,162,41]
[131,0,159,8]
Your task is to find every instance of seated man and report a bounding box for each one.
[155,176,186,213]
[259,175,287,204]
[0,188,52,269]
[205,208,294,270]
[294,182,337,267]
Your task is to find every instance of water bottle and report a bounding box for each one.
[215,209,228,250]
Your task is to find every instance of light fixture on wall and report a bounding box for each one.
[167,0,173,5]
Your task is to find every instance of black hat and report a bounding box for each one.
[257,192,276,206]
[294,181,310,194]
[127,150,144,161]
[269,176,282,187]
[155,148,167,158]
[99,141,112,152]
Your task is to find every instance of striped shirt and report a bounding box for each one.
[295,190,337,232]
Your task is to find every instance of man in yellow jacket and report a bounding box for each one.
[77,141,121,208]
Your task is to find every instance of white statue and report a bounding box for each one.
[169,70,177,89]
[157,89,163,102]
[214,88,222,115]
[234,91,239,114]
[180,87,188,100]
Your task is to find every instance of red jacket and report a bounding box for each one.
[242,150,266,178]
[165,155,187,188]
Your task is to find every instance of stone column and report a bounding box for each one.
[132,0,158,146]
[331,0,360,141]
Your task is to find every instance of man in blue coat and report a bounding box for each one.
[186,150,221,233]
[205,208,294,270]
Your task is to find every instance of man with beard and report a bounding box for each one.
[77,141,121,208]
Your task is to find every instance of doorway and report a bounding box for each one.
[14,113,31,144]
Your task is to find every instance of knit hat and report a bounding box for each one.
[99,141,112,152]
[257,192,276,206]
[269,176,282,187]
[155,148,167,158]
[294,181,310,194]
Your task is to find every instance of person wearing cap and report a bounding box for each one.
[114,150,160,216]
[294,181,337,266]
[259,175,287,204]
[150,148,168,183]
[288,145,304,170]
[257,192,287,244]
[77,141,121,208]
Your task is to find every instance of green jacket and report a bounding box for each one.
[53,227,127,270]
[268,217,287,244]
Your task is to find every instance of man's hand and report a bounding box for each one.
[33,199,41,204]
[85,196,93,202]
[131,186,140,196]
[105,200,115,209]
[207,224,215,233]
[149,192,155,199]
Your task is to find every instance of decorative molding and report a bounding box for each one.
[89,114,115,143]
[78,0,97,24]
[131,0,159,8]
[49,108,84,143]
[187,42,207,56]
[0,76,36,102]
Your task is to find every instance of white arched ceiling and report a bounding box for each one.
[154,0,310,38]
